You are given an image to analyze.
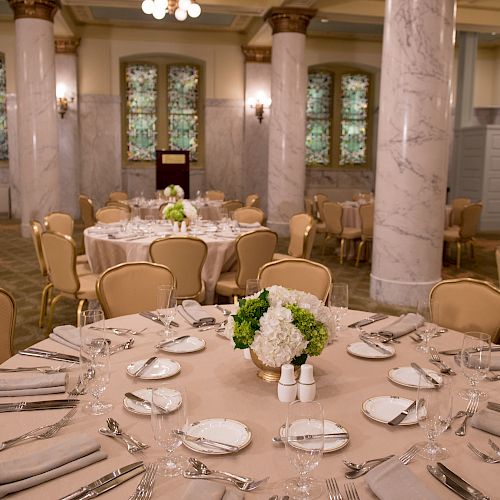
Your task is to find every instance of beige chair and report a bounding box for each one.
[40,231,99,333]
[44,211,74,237]
[258,258,332,303]
[274,213,317,261]
[322,201,361,264]
[96,262,175,319]
[450,197,471,227]
[215,230,278,302]
[206,190,225,201]
[304,197,315,217]
[96,206,131,224]
[353,192,373,203]
[444,202,482,269]
[430,278,500,343]
[496,246,500,287]
[150,236,208,302]
[232,207,266,225]
[245,194,260,208]
[0,288,16,362]
[355,203,374,266]
[108,191,128,202]
[79,195,97,229]
[222,200,244,213]
[313,193,328,237]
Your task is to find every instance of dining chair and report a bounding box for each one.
[450,197,471,227]
[245,193,260,208]
[205,190,225,201]
[313,193,328,241]
[496,246,500,287]
[232,207,266,225]
[108,191,128,202]
[429,278,500,343]
[40,231,99,333]
[355,203,374,266]
[222,200,244,214]
[273,213,317,261]
[443,202,482,269]
[0,287,16,362]
[79,194,97,229]
[258,258,332,302]
[96,206,131,224]
[304,196,315,217]
[215,230,278,303]
[44,211,74,237]
[96,262,176,318]
[149,236,208,302]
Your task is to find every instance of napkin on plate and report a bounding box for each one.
[380,313,424,338]
[0,373,67,397]
[181,481,244,500]
[0,434,107,498]
[365,457,440,500]
[49,325,80,351]
[181,300,215,326]
[471,408,500,436]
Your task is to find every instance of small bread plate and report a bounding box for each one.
[347,341,395,359]
[159,336,206,354]
[279,419,349,453]
[123,387,182,416]
[126,358,181,379]
[362,395,418,425]
[181,418,252,455]
[388,366,442,389]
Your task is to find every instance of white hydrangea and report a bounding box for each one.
[164,184,185,199]
[182,200,197,219]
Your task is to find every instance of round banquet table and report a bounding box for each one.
[1,308,498,499]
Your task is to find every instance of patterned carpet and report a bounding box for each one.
[1,218,498,352]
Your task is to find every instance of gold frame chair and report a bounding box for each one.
[205,190,225,201]
[79,194,97,229]
[44,211,74,237]
[222,200,244,213]
[96,206,131,224]
[355,203,374,267]
[450,197,471,227]
[0,288,16,362]
[232,207,266,225]
[245,194,260,208]
[108,191,128,202]
[274,213,316,261]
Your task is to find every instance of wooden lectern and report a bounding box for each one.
[155,150,190,198]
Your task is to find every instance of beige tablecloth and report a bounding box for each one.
[1,309,498,499]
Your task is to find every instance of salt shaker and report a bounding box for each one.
[298,364,316,402]
[172,221,179,233]
[180,220,187,233]
[278,364,297,403]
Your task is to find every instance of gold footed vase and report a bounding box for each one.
[250,350,300,383]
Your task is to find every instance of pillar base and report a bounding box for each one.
[267,220,289,237]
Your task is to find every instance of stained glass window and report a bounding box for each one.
[339,74,369,165]
[0,56,8,161]
[305,72,332,165]
[168,65,199,162]
[125,63,158,161]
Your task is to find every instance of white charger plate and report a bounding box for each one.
[181,418,251,455]
[159,336,206,354]
[362,395,417,425]
[123,387,182,416]
[347,341,395,359]
[279,419,349,453]
[126,358,181,379]
[388,366,442,389]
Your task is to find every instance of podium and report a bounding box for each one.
[155,150,190,198]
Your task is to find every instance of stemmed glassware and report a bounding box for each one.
[284,400,324,500]
[329,283,348,336]
[246,279,261,296]
[416,375,452,461]
[415,301,437,354]
[458,332,491,401]
[156,285,177,341]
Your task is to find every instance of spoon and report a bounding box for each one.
[343,454,394,471]
[106,418,149,449]
[188,457,253,483]
[110,338,134,354]
[345,460,387,479]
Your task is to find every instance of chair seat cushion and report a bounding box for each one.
[75,274,98,300]
[341,227,361,239]
[215,272,245,297]
[76,262,93,276]
[316,222,327,234]
[444,227,459,242]
[272,253,295,261]
[76,254,88,264]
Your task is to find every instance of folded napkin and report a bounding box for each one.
[365,457,440,500]
[381,313,424,338]
[471,408,500,436]
[181,481,244,500]
[49,325,80,351]
[0,434,107,498]
[182,300,215,326]
[238,222,261,228]
[0,373,67,397]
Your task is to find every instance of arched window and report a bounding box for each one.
[0,54,7,161]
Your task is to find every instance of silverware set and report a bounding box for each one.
[326,478,361,500]
[455,394,479,436]
[18,348,79,363]
[68,367,95,396]
[128,463,158,500]
[110,338,135,354]
[467,441,500,463]
[98,418,149,454]
[429,347,456,375]
[0,398,79,413]
[0,365,69,374]
[89,326,147,336]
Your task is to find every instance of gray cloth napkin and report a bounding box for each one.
[0,434,107,497]
[49,325,80,351]
[0,373,67,397]
[182,300,215,326]
[365,456,440,500]
[381,313,424,338]
[181,481,244,500]
[471,408,500,436]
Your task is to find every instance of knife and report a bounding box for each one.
[487,401,500,412]
[156,335,190,348]
[439,346,500,356]
[348,314,388,329]
[139,312,179,328]
[173,429,239,451]
[60,461,144,500]
[387,399,417,426]
[125,392,151,409]
[360,336,393,355]
[272,432,349,444]
[410,362,441,387]
[0,399,79,413]
[19,349,79,363]
[132,356,157,378]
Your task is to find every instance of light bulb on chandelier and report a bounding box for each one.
[143,0,202,21]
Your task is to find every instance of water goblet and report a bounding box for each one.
[156,285,177,341]
[458,332,491,401]
[246,279,261,296]
[329,283,348,335]
[415,301,437,354]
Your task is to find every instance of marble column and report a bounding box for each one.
[241,46,271,213]
[8,0,60,237]
[265,8,315,235]
[55,37,80,218]
[370,0,456,307]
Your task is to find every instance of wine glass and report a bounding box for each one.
[284,400,324,500]
[329,283,348,335]
[246,279,261,297]
[458,332,491,401]
[151,383,187,477]
[156,285,177,341]
[415,301,437,354]
[416,375,452,460]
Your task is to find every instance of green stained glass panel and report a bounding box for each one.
[125,63,157,161]
[0,58,8,161]
[168,65,199,162]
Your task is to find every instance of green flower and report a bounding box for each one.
[286,304,329,357]
[164,201,185,222]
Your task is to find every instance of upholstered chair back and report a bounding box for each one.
[79,195,97,228]
[450,197,471,226]
[245,194,260,208]
[30,220,48,277]
[96,206,130,224]
[44,212,74,237]
[359,203,374,238]
[460,203,482,240]
[313,193,328,221]
[0,288,15,362]
[108,191,128,202]
[322,202,343,236]
[232,207,266,225]
[288,213,315,258]
[206,190,225,201]
[222,200,244,213]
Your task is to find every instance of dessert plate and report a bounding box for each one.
[388,366,442,389]
[126,358,181,379]
[159,336,205,354]
[347,341,395,359]
[123,387,182,416]
[362,395,418,425]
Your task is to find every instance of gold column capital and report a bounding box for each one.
[55,37,80,54]
[265,7,316,35]
[241,46,272,63]
[8,0,60,22]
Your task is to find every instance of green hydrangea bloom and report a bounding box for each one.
[286,304,329,357]
[232,289,270,349]
[164,201,185,222]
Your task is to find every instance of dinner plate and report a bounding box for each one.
[126,358,181,379]
[159,336,206,353]
[388,366,442,388]
[362,395,418,425]
[181,418,252,455]
[123,387,182,415]
[279,419,349,453]
[347,341,395,359]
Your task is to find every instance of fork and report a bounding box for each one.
[326,478,343,500]
[467,442,500,463]
[68,367,94,396]
[399,444,419,464]
[455,395,479,436]
[128,463,158,500]
[429,347,456,375]
[488,438,500,455]
[344,483,361,500]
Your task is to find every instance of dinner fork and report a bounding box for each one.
[399,444,419,465]
[455,395,479,436]
[326,478,343,500]
[128,463,158,500]
[344,483,361,500]
[429,347,456,375]
[488,438,500,455]
[467,442,500,464]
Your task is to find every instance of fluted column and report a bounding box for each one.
[370,0,456,307]
[265,8,315,235]
[8,0,60,237]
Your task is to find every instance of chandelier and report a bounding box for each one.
[141,0,201,21]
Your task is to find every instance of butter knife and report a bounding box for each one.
[360,336,393,355]
[156,335,190,348]
[132,356,157,378]
[387,399,417,426]
[272,432,349,444]
[125,392,151,409]
[0,399,79,413]
[173,429,239,452]
[410,362,441,387]
[348,314,388,329]
[18,349,79,363]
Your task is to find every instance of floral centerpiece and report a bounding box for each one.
[225,286,334,381]
[162,199,197,223]
[164,184,184,200]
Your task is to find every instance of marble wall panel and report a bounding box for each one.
[305,169,374,201]
[6,94,19,218]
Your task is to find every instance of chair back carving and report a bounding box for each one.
[450,197,471,226]
[44,212,74,237]
[459,203,482,240]
[0,288,16,362]
[288,213,315,258]
[30,220,48,277]
[245,194,260,208]
[222,200,244,213]
[79,195,97,229]
[313,193,328,221]
[359,203,374,238]
[206,190,225,201]
[96,206,130,224]
[232,207,266,225]
[322,202,343,236]
[108,191,128,202]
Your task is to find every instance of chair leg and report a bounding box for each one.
[233,295,239,305]
[39,282,53,328]
[470,240,475,261]
[76,299,87,326]
[322,234,329,256]
[46,294,63,335]
[340,239,345,264]
[356,241,365,267]
[456,241,461,269]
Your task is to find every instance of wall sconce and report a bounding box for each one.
[56,84,74,119]
[248,92,272,124]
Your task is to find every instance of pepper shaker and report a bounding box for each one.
[278,364,297,403]
[298,364,316,402]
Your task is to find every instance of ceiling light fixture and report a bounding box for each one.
[141,0,201,21]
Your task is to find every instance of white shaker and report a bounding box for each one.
[180,220,187,233]
[278,364,297,403]
[172,221,179,233]
[298,364,316,402]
